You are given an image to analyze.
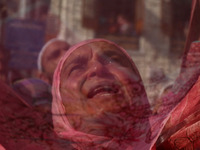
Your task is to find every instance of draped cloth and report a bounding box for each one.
[157,76,200,149]
[154,0,200,148]
[0,80,72,150]
[51,38,175,149]
[12,78,52,107]
[0,144,5,150]
[155,41,200,149]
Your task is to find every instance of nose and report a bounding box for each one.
[88,61,111,78]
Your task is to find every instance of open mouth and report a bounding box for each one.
[87,84,119,99]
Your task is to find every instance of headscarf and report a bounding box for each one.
[52,39,161,149]
[37,38,71,84]
[37,38,70,72]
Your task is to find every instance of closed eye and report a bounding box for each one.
[98,56,111,65]
[102,50,133,69]
[110,56,121,63]
[98,55,124,66]
[68,65,84,76]
[48,49,61,60]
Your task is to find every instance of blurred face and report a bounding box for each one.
[60,41,146,137]
[117,15,127,25]
[42,41,70,83]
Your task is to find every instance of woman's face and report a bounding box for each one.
[42,41,70,83]
[60,41,145,136]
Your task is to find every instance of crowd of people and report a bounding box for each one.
[0,2,200,150]
[0,35,199,149]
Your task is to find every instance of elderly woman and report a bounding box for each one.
[51,39,159,149]
[38,38,70,84]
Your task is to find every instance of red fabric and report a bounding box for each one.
[156,76,200,149]
[182,0,200,59]
[0,80,72,150]
[145,42,200,150]
[156,1,200,148]
[155,42,200,149]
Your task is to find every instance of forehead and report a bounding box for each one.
[43,41,69,57]
[63,41,127,64]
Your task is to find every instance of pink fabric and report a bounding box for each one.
[167,42,200,127]
[156,77,200,149]
[155,42,200,149]
[166,78,200,149]
[51,38,171,149]
[0,144,5,150]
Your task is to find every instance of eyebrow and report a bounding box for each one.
[101,49,125,59]
[72,55,88,64]
[47,49,61,60]
[65,47,93,68]
[102,49,138,72]
[47,45,70,60]
[62,55,89,77]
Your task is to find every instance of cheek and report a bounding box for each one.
[109,66,140,83]
[44,61,56,74]
[60,50,67,57]
[109,66,144,98]
[60,75,85,99]
[53,58,60,66]
[61,79,78,94]
[49,64,57,73]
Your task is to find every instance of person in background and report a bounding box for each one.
[107,13,118,35]
[0,39,71,149]
[116,13,136,36]
[37,38,70,84]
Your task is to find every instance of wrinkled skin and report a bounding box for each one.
[60,41,150,139]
